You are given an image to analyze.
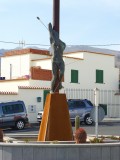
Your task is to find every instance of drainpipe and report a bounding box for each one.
[10,64,12,79]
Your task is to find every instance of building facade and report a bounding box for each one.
[0,48,119,122]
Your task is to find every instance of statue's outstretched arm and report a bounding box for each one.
[48,23,53,33]
[48,23,55,44]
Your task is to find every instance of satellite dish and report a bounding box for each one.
[90,106,105,122]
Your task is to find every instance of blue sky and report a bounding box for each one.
[0,0,120,51]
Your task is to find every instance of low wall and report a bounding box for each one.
[0,142,120,160]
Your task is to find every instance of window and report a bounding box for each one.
[68,100,86,109]
[75,101,86,108]
[2,104,24,114]
[71,70,78,83]
[13,104,24,113]
[2,105,13,114]
[68,101,75,109]
[96,69,103,83]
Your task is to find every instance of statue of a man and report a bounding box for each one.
[48,23,66,92]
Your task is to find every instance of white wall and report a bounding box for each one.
[28,52,119,91]
[30,53,50,61]
[1,54,30,79]
[29,79,51,88]
[31,59,52,70]
[64,57,82,89]
[1,50,118,91]
[83,53,119,90]
[64,52,119,90]
[65,52,84,59]
[0,80,30,92]
[0,88,44,123]
[0,79,51,93]
[1,53,51,80]
[18,88,44,123]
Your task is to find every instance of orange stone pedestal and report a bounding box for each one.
[37,93,73,141]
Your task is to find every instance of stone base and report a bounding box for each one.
[37,93,73,141]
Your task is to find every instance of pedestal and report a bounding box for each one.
[37,93,73,141]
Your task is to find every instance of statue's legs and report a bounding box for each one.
[51,61,65,92]
[58,61,65,89]
[51,62,58,92]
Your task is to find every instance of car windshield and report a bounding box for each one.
[68,100,86,109]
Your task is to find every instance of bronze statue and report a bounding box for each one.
[48,23,66,92]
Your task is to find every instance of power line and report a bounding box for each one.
[0,40,50,46]
[0,40,120,47]
[67,44,120,47]
[0,41,19,45]
[25,43,50,46]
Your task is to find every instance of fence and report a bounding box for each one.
[64,88,120,118]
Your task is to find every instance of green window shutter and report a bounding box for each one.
[96,70,103,83]
[71,70,78,83]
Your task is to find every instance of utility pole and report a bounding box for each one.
[53,0,60,93]
[53,0,60,36]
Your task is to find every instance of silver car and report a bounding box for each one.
[68,99,94,125]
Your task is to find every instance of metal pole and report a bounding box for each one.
[53,0,60,35]
[53,0,60,93]
[94,88,99,138]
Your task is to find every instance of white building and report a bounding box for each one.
[0,47,119,122]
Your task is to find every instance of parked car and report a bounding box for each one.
[37,99,94,125]
[68,99,94,125]
[37,110,43,123]
[0,100,29,130]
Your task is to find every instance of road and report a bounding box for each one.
[3,121,120,136]
[82,121,120,136]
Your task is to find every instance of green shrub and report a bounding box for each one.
[90,137,104,143]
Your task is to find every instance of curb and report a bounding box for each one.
[103,118,120,123]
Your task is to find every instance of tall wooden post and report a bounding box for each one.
[53,0,60,93]
[53,0,60,36]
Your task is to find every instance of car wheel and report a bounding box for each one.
[15,120,25,130]
[84,115,93,125]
